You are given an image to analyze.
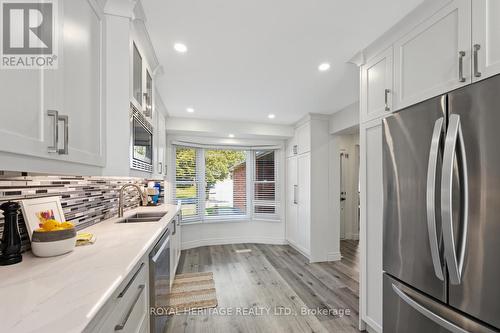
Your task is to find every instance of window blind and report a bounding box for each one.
[174,146,200,220]
[253,150,277,215]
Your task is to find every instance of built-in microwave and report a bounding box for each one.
[130,105,153,172]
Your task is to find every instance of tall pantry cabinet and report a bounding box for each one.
[286,115,332,263]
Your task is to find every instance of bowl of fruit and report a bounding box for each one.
[31,219,76,257]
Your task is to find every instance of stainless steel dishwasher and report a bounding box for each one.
[149,227,170,333]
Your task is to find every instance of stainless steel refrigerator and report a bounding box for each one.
[383,74,500,333]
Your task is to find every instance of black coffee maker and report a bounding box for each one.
[0,201,22,265]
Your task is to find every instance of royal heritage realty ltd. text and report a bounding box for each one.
[150,306,352,317]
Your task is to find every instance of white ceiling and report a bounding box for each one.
[142,0,424,125]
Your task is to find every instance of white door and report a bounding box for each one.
[394,0,471,109]
[286,157,298,244]
[53,0,104,166]
[297,153,310,254]
[472,0,500,82]
[361,47,393,122]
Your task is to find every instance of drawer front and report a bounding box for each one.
[97,261,148,333]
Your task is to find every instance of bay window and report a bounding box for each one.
[173,145,279,223]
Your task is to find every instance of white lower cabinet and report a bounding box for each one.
[170,213,181,288]
[88,258,149,333]
[359,119,384,332]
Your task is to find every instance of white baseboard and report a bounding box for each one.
[181,237,287,250]
[363,317,382,333]
[286,240,311,260]
[327,251,342,261]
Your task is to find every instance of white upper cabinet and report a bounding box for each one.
[131,43,143,110]
[296,122,311,155]
[0,0,105,168]
[472,0,500,82]
[393,0,471,110]
[361,47,393,121]
[57,0,105,166]
[0,69,52,160]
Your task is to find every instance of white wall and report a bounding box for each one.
[329,102,360,134]
[181,221,286,249]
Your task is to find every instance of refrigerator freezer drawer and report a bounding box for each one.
[384,274,498,333]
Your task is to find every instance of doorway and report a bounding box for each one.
[337,130,360,242]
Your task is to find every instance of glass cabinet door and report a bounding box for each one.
[133,43,143,106]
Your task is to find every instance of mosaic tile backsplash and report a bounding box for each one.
[0,174,147,252]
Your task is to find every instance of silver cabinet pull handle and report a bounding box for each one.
[58,115,69,155]
[293,185,298,204]
[384,89,391,111]
[392,284,469,333]
[458,51,466,82]
[441,114,468,285]
[117,262,145,298]
[473,44,482,78]
[115,284,145,331]
[158,162,163,174]
[47,110,59,153]
[426,117,445,281]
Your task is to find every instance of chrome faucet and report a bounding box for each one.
[118,184,148,217]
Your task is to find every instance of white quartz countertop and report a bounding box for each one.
[0,203,179,333]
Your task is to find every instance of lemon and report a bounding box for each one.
[60,222,74,229]
[40,219,60,231]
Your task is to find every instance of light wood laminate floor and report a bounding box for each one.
[166,240,360,333]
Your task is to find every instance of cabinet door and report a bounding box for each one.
[360,119,384,331]
[296,122,311,155]
[0,69,55,159]
[297,153,310,254]
[394,0,471,110]
[361,47,393,122]
[472,0,500,82]
[286,135,298,158]
[56,0,105,166]
[156,112,166,176]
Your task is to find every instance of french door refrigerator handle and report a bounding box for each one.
[392,284,469,333]
[426,117,445,280]
[441,114,469,285]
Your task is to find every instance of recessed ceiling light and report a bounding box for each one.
[318,62,331,72]
[174,43,188,53]
[268,114,276,119]
[186,107,194,113]
[228,134,235,138]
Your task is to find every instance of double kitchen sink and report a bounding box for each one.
[117,212,167,223]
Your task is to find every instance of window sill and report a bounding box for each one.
[180,217,282,225]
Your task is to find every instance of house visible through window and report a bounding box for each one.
[205,149,247,217]
[173,145,279,222]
